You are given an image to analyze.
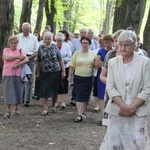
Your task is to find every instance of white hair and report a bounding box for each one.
[22,22,30,28]
[43,31,52,39]
[55,32,65,40]
[118,30,137,47]
[80,28,88,33]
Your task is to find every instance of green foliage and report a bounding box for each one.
[13,0,149,36]
[14,0,22,33]
[116,0,122,7]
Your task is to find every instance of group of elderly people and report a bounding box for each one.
[2,22,150,149]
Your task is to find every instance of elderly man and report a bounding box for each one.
[71,28,88,53]
[88,29,99,50]
[17,22,39,107]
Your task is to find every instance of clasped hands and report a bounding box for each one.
[119,104,136,117]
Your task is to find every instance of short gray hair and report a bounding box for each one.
[22,22,30,28]
[43,31,52,39]
[112,29,125,40]
[80,28,88,34]
[55,32,65,40]
[118,30,137,47]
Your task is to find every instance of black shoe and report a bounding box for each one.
[24,102,29,107]
[70,100,76,106]
[32,95,39,100]
[98,121,103,126]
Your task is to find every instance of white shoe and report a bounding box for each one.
[93,107,99,111]
[61,103,66,109]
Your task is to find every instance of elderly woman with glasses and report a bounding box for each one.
[68,37,96,122]
[2,35,29,118]
[100,30,150,150]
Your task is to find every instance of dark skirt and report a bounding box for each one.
[58,67,69,94]
[74,75,93,102]
[93,76,98,96]
[3,76,24,104]
[40,71,61,98]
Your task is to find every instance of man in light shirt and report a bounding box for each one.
[71,28,88,54]
[17,22,39,107]
[88,29,99,50]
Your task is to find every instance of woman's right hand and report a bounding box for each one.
[119,104,136,117]
[68,76,73,84]
[18,55,26,60]
[37,73,40,80]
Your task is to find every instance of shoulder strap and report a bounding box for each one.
[19,49,21,55]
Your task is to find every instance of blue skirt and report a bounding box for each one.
[74,75,93,102]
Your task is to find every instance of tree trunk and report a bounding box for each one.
[70,2,79,33]
[34,0,47,33]
[63,9,71,31]
[45,0,56,34]
[113,0,146,34]
[19,0,32,32]
[143,7,150,57]
[102,0,115,34]
[62,0,73,31]
[0,0,14,75]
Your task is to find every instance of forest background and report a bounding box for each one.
[0,0,150,75]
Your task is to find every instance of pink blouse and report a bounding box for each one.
[2,48,26,76]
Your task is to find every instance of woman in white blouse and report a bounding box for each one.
[55,32,72,108]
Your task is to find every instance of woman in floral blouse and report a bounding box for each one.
[36,31,65,116]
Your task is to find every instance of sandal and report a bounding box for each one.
[3,111,11,119]
[51,107,57,113]
[74,115,82,122]
[93,107,99,111]
[61,103,66,109]
[82,113,87,120]
[41,110,48,116]
[14,109,19,116]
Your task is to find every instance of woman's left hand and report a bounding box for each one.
[61,70,66,78]
[119,105,136,117]
[12,64,20,69]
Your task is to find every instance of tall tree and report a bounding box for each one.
[113,0,147,34]
[143,7,150,57]
[19,0,32,32]
[102,0,115,34]
[45,0,56,34]
[69,1,79,33]
[0,0,14,74]
[34,0,47,33]
[62,0,73,31]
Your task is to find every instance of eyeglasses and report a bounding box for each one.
[82,42,89,45]
[10,42,17,44]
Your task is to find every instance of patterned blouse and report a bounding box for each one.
[103,50,117,70]
[37,44,62,72]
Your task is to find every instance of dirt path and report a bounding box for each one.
[0,85,105,150]
[0,85,150,150]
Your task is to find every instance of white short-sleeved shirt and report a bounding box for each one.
[17,33,39,55]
